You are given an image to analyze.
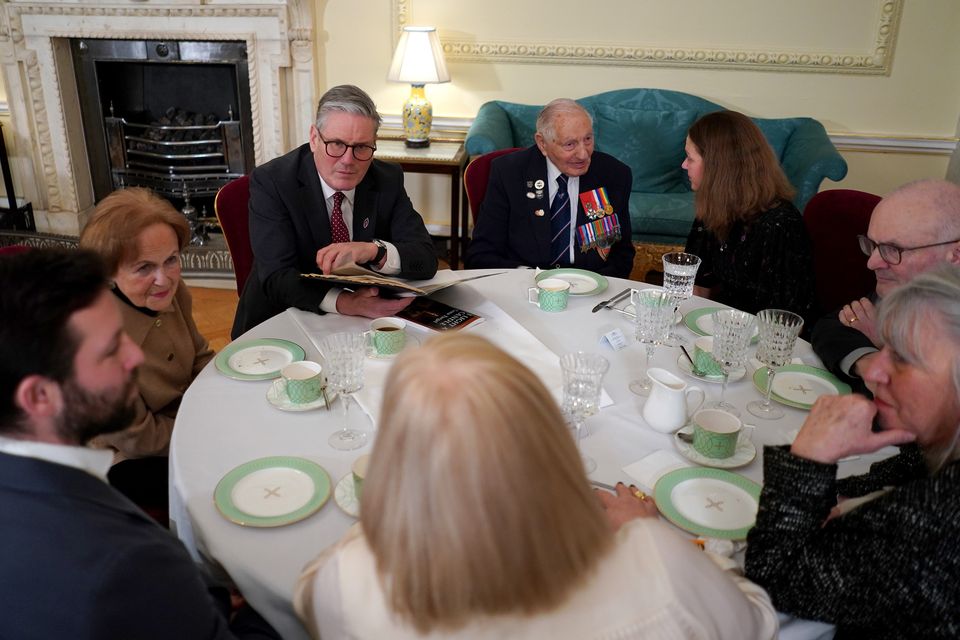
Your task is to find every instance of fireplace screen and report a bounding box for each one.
[72,39,254,208]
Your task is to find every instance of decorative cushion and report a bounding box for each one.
[595,105,699,194]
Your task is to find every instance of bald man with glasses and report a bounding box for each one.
[232,85,438,338]
[812,179,960,391]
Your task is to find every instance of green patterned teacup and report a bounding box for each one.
[280,361,323,404]
[692,337,724,377]
[352,454,370,500]
[527,278,570,312]
[368,318,407,356]
[691,409,742,459]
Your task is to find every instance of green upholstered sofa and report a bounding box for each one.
[465,88,847,248]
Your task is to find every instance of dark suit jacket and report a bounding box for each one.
[232,144,438,337]
[0,452,244,640]
[465,146,635,278]
[810,294,879,396]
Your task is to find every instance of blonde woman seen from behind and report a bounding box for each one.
[295,334,777,639]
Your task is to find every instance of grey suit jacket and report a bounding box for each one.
[232,144,438,337]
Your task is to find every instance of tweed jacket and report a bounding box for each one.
[745,444,960,639]
[90,284,213,463]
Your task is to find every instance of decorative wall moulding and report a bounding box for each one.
[393,0,902,75]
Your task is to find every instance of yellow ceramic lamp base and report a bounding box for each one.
[403,84,432,148]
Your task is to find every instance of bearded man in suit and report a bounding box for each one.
[465,98,635,277]
[0,248,277,639]
[232,84,438,338]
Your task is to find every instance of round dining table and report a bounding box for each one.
[171,268,886,640]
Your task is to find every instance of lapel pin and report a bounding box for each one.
[526,192,535,199]
[536,189,544,199]
[534,179,545,190]
[526,180,534,188]
[534,209,545,217]
[362,217,370,229]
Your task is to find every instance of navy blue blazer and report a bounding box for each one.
[0,452,239,640]
[465,145,635,278]
[232,144,438,337]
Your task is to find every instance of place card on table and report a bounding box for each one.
[600,328,629,351]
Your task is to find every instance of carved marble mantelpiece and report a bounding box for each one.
[0,0,316,235]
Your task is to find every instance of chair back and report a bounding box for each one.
[0,244,30,256]
[803,189,881,313]
[464,148,522,223]
[214,176,252,295]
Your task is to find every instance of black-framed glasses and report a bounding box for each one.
[319,135,376,161]
[857,234,960,265]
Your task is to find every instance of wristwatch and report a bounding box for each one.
[365,239,387,267]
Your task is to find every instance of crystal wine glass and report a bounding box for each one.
[747,309,804,420]
[560,351,610,474]
[661,252,701,347]
[709,309,756,417]
[319,332,369,450]
[629,288,675,396]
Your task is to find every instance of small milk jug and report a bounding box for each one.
[641,368,705,433]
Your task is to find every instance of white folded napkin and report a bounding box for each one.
[622,449,691,492]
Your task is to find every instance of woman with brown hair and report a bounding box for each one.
[80,187,213,513]
[295,334,777,639]
[682,110,815,321]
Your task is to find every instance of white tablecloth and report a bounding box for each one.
[171,269,885,639]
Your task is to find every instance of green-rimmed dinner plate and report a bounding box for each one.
[683,307,759,343]
[215,338,306,381]
[654,467,761,540]
[214,456,331,527]
[752,364,851,410]
[535,268,608,296]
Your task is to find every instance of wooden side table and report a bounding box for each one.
[375,139,468,269]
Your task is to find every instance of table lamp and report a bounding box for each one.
[387,26,450,148]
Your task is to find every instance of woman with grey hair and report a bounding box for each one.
[745,263,960,638]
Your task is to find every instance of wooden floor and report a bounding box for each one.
[191,286,238,353]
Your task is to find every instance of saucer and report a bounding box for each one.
[334,473,359,518]
[366,334,421,360]
[676,355,746,384]
[673,425,756,469]
[266,379,333,412]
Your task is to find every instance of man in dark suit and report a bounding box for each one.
[0,249,276,640]
[812,180,960,392]
[465,99,635,277]
[232,84,438,337]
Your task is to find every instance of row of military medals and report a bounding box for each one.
[530,181,621,260]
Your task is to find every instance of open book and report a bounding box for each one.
[300,263,504,296]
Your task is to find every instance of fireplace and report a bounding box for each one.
[72,38,254,210]
[0,1,317,237]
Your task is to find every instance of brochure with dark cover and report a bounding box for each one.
[396,296,484,331]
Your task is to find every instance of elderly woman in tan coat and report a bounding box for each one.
[80,187,213,514]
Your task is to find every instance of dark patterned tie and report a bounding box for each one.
[330,191,350,244]
[549,174,571,266]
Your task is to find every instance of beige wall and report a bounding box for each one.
[317,0,960,225]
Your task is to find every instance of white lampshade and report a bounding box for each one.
[387,26,450,85]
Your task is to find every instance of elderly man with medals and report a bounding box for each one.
[465,99,635,277]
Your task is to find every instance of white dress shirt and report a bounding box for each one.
[0,434,113,481]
